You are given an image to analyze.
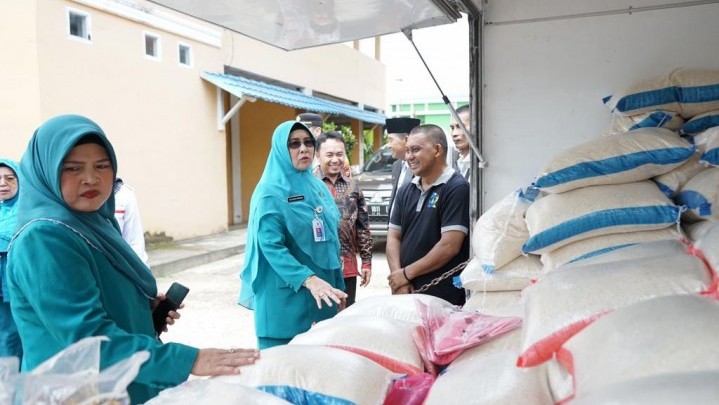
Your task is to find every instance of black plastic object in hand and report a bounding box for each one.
[152,282,190,336]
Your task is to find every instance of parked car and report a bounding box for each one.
[355,145,396,239]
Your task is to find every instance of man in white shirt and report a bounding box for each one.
[114,179,149,265]
[450,105,471,181]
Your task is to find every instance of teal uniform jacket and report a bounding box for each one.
[240,120,344,341]
[9,221,198,402]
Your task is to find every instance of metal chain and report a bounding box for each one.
[413,260,469,294]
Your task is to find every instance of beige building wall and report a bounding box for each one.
[0,1,42,159]
[1,0,387,239]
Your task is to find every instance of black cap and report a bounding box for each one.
[296,113,324,128]
[385,117,420,134]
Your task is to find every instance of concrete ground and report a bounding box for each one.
[153,245,392,350]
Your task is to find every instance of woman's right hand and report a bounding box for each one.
[304,275,348,309]
[191,348,260,376]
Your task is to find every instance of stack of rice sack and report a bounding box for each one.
[527,127,692,271]
[539,222,719,403]
[459,186,542,314]
[606,67,719,134]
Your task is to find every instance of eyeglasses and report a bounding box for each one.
[287,139,316,150]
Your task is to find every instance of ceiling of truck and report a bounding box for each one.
[148,0,462,50]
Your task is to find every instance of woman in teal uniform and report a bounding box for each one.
[0,158,23,360]
[7,115,258,404]
[240,120,347,349]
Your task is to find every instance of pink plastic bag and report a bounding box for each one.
[414,300,522,366]
[383,373,435,405]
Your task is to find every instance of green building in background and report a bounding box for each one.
[388,98,469,132]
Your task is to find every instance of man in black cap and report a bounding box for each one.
[296,112,324,138]
[385,117,421,219]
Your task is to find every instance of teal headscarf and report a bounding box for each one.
[240,121,341,308]
[0,159,21,253]
[12,115,156,298]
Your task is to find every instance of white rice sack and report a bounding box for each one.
[217,345,396,405]
[540,228,681,272]
[533,128,693,194]
[461,255,542,293]
[518,244,714,368]
[676,167,719,222]
[336,294,455,325]
[424,350,553,405]
[463,290,524,317]
[146,379,293,405]
[472,188,537,272]
[652,151,707,197]
[682,109,719,134]
[694,124,719,166]
[554,295,719,403]
[684,220,715,242]
[610,110,684,133]
[523,181,681,254]
[605,67,719,118]
[695,221,719,273]
[571,371,719,405]
[289,315,423,375]
[559,239,689,270]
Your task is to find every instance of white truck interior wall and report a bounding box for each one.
[480,1,719,210]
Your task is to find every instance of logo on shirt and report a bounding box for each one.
[287,195,305,203]
[426,192,439,208]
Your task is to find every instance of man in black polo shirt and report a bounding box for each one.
[386,124,470,305]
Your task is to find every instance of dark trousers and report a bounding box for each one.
[344,276,357,307]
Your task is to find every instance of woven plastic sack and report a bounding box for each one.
[217,345,396,405]
[146,379,293,404]
[604,67,719,118]
[684,220,715,242]
[424,350,553,405]
[554,295,719,403]
[609,110,684,133]
[472,187,537,273]
[523,181,681,254]
[462,290,524,317]
[677,167,719,221]
[540,228,680,271]
[682,109,719,134]
[289,315,423,375]
[571,370,719,405]
[518,241,715,367]
[336,294,456,325]
[461,254,542,293]
[652,150,707,197]
[532,128,693,194]
[693,126,719,166]
[695,221,719,273]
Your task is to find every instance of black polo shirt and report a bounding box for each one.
[389,167,470,305]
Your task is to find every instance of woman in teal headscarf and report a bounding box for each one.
[0,158,23,360]
[240,120,347,349]
[7,115,258,404]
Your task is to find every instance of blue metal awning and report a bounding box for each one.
[201,72,386,125]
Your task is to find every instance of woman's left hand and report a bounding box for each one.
[304,275,348,309]
[152,293,184,332]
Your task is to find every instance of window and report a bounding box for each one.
[144,32,161,60]
[67,8,91,41]
[178,43,192,67]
